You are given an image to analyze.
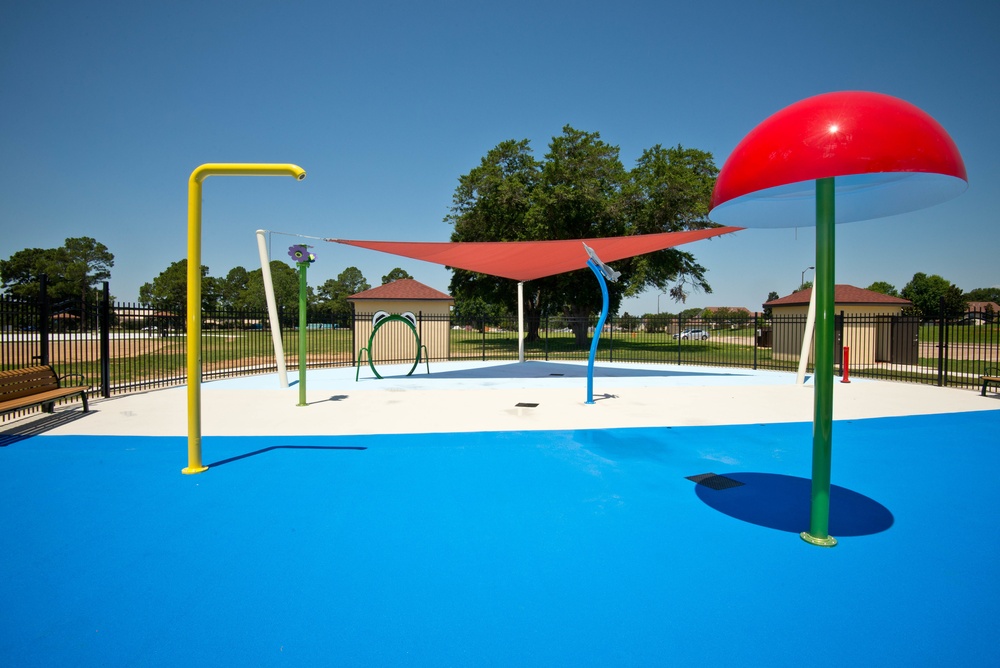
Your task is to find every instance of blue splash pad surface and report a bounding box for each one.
[2,411,998,666]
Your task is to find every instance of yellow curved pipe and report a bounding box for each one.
[184,164,306,474]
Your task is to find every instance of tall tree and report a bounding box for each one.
[900,272,966,319]
[317,266,370,321]
[241,261,305,317]
[447,127,720,346]
[762,291,780,318]
[219,266,250,309]
[381,268,413,284]
[866,281,899,297]
[139,259,219,315]
[0,247,65,300]
[965,287,1000,304]
[62,237,114,329]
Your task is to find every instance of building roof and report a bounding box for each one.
[764,285,912,307]
[348,279,453,302]
[967,301,999,312]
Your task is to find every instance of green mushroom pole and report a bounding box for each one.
[801,177,838,547]
[297,260,309,406]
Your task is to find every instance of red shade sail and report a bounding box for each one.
[327,227,741,282]
[709,91,968,227]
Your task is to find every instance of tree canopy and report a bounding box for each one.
[900,272,966,319]
[446,126,720,344]
[0,237,114,303]
[865,281,899,297]
[381,268,413,284]
[317,266,370,321]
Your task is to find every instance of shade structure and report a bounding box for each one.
[327,228,740,281]
[709,91,967,228]
[707,91,967,548]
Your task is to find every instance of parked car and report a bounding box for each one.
[672,328,710,340]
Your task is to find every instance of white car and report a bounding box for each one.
[673,328,710,340]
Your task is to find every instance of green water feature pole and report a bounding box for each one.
[801,177,837,547]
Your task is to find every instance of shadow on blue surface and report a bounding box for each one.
[206,444,367,468]
[695,472,894,536]
[387,360,744,381]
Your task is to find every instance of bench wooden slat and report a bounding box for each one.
[0,365,89,416]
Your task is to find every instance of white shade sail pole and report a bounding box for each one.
[518,281,525,363]
[256,229,289,388]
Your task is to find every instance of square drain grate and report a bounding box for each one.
[515,402,539,408]
[686,472,744,490]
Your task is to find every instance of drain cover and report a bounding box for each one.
[515,402,539,408]
[686,473,744,490]
[549,373,564,376]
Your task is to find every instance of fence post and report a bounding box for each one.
[936,295,947,387]
[481,317,486,361]
[544,315,549,361]
[608,313,614,362]
[676,314,682,365]
[38,274,50,366]
[100,282,111,397]
[753,311,758,370]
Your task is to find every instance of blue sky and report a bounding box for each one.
[2,0,996,314]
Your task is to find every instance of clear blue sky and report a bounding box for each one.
[2,0,996,314]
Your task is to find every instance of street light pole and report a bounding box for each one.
[801,265,815,288]
[657,293,668,314]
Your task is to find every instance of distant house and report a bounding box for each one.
[763,285,914,365]
[965,301,999,325]
[347,279,454,364]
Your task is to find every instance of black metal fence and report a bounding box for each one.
[3,286,997,422]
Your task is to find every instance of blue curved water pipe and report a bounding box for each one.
[586,258,610,404]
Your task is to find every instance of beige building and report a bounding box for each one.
[348,279,454,365]
[764,285,913,365]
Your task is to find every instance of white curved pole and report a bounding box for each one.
[796,286,817,385]
[257,229,289,387]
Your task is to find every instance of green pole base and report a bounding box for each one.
[800,531,838,547]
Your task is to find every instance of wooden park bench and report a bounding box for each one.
[983,367,1000,397]
[0,366,90,416]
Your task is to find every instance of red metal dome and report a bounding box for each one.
[709,91,967,227]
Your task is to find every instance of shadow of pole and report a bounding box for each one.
[205,444,367,468]
[693,472,894,537]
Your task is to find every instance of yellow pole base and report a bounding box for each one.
[800,531,838,547]
[181,465,209,475]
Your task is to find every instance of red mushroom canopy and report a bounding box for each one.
[709,91,967,228]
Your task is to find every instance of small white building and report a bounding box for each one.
[764,285,914,365]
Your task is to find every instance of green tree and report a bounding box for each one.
[452,295,506,332]
[619,312,639,332]
[219,266,250,309]
[762,291,780,319]
[866,280,899,297]
[965,287,1000,303]
[241,261,306,319]
[447,127,719,347]
[0,247,65,300]
[139,260,220,316]
[1,237,113,329]
[317,266,370,321]
[381,268,413,284]
[900,272,966,319]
